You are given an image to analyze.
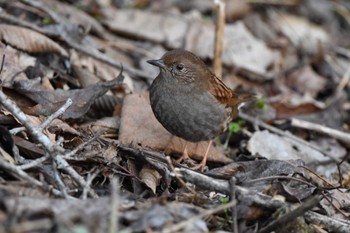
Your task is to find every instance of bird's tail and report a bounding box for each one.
[238,93,257,104]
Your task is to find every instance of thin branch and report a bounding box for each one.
[166,156,196,194]
[10,98,73,135]
[258,195,322,233]
[213,0,225,78]
[161,201,236,233]
[291,118,350,144]
[0,90,97,198]
[229,177,238,233]
[109,177,120,233]
[18,154,51,170]
[0,151,62,197]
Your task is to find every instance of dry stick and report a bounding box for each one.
[11,98,72,135]
[321,192,349,218]
[161,201,236,233]
[304,211,350,232]
[291,118,350,144]
[258,195,322,233]
[63,132,102,159]
[0,90,97,198]
[0,153,62,196]
[229,177,238,233]
[51,158,69,198]
[177,168,284,209]
[81,169,99,200]
[17,0,150,80]
[18,154,51,170]
[166,156,196,194]
[213,0,225,78]
[243,175,317,188]
[335,66,350,95]
[109,177,119,233]
[239,112,350,170]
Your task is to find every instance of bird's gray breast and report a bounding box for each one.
[150,76,228,142]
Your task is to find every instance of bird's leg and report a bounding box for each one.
[191,140,212,172]
[176,142,189,163]
[175,142,196,166]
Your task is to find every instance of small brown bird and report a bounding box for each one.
[147,49,255,170]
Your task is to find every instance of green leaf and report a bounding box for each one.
[255,98,267,110]
[220,196,230,204]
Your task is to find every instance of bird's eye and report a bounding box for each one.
[176,64,184,70]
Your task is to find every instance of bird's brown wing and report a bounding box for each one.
[208,74,240,107]
[208,74,257,107]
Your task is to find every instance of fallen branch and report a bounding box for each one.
[291,118,350,145]
[0,90,97,198]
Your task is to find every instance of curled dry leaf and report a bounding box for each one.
[0,25,68,57]
[139,166,162,194]
[13,70,124,119]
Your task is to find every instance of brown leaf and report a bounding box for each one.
[13,70,124,119]
[0,25,68,57]
[139,166,162,194]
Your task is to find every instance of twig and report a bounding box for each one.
[243,175,317,188]
[52,158,69,198]
[304,211,350,232]
[291,118,350,144]
[258,195,322,233]
[0,152,62,196]
[321,192,349,218]
[213,0,225,78]
[17,154,51,170]
[81,169,99,200]
[166,156,196,194]
[335,66,350,95]
[0,91,52,148]
[177,167,284,209]
[161,201,236,233]
[229,177,238,233]
[62,132,102,159]
[109,177,119,233]
[0,90,97,198]
[10,98,73,135]
[53,155,97,198]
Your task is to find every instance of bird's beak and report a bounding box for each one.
[147,59,166,69]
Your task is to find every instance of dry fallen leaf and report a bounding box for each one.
[13,71,124,119]
[139,166,162,194]
[0,24,68,57]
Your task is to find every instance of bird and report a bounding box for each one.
[147,49,256,171]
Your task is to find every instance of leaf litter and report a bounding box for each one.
[0,0,349,233]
